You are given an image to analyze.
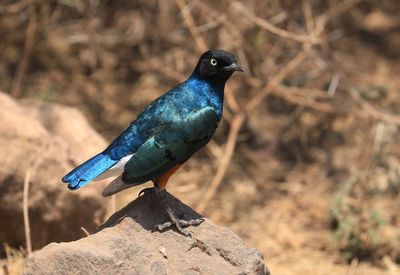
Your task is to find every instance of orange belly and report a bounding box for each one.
[154,164,182,190]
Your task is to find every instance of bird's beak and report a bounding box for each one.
[226,63,244,72]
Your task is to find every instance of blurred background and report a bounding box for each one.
[1,0,400,274]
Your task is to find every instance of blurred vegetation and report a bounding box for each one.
[1,0,400,274]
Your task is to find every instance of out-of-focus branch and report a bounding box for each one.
[0,0,28,13]
[275,85,334,100]
[245,50,309,114]
[11,0,37,97]
[23,158,41,257]
[272,86,336,113]
[175,0,207,52]
[23,168,32,257]
[326,0,364,21]
[350,89,400,125]
[246,15,326,114]
[231,2,321,44]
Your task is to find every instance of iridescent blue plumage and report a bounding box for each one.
[62,49,242,191]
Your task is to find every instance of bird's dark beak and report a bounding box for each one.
[225,63,244,72]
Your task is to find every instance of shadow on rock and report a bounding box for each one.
[96,190,203,233]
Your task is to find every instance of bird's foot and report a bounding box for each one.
[153,186,204,237]
[154,218,204,237]
[138,187,155,197]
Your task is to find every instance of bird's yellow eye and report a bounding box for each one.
[210,58,217,66]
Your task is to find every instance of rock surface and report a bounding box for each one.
[24,191,269,275]
[0,92,107,250]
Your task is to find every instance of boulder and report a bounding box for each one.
[0,92,107,250]
[24,191,269,275]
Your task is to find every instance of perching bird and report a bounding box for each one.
[62,49,243,236]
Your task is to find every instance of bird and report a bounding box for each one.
[62,49,243,236]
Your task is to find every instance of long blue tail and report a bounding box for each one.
[62,153,117,190]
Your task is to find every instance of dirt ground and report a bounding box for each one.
[1,0,400,274]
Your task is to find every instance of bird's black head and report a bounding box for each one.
[193,49,243,82]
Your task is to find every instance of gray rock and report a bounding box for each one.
[24,191,269,275]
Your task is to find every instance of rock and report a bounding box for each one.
[24,191,269,275]
[0,92,107,250]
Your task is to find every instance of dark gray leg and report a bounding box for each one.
[154,186,203,237]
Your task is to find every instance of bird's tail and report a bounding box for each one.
[102,176,132,197]
[62,153,117,190]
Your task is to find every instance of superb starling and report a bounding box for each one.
[62,49,243,236]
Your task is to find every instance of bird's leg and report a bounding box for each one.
[154,186,203,237]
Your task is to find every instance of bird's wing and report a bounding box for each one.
[62,89,180,190]
[121,106,220,184]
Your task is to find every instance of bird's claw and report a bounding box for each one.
[154,218,204,237]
